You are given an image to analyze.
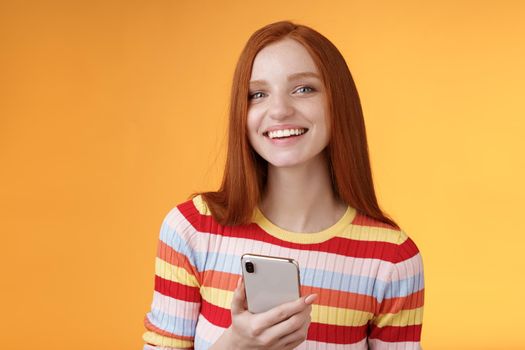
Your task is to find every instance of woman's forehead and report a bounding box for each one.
[250,38,319,81]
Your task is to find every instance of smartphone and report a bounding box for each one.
[241,253,301,313]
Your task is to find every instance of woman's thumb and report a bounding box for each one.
[230,276,246,315]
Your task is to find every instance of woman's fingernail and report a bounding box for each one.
[304,294,318,304]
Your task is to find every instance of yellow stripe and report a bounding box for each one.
[156,257,200,287]
[373,307,424,327]
[312,304,373,327]
[192,195,212,215]
[142,331,193,348]
[253,205,357,244]
[201,286,233,309]
[338,226,408,244]
[201,286,374,327]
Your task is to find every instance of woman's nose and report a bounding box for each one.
[267,94,294,120]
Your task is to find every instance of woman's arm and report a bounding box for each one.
[142,208,203,349]
[368,235,425,349]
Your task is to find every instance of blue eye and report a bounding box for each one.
[295,86,314,94]
[249,91,265,100]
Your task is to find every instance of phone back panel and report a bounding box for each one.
[241,254,301,313]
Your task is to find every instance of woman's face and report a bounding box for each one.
[246,38,330,169]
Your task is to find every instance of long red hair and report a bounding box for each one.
[194,21,400,230]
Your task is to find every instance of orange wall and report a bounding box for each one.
[1,1,524,349]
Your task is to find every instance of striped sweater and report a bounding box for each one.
[143,195,425,349]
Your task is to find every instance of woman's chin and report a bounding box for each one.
[265,158,310,169]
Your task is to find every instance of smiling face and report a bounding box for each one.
[246,38,330,169]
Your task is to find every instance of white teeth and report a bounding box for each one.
[267,128,307,139]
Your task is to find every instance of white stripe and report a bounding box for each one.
[151,290,200,319]
[194,314,227,345]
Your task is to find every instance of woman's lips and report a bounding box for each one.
[264,130,307,146]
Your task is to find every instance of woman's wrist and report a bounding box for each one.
[209,327,237,350]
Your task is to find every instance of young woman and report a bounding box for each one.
[142,21,424,350]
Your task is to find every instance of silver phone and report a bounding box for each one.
[241,253,301,313]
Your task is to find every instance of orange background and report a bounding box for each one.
[1,1,524,349]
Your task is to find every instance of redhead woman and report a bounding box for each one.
[142,21,424,350]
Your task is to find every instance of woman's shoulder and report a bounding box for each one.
[350,211,422,263]
[160,194,218,235]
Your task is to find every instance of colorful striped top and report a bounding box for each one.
[142,195,425,349]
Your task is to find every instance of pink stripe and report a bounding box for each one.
[391,254,424,281]
[194,315,226,345]
[301,338,368,349]
[144,346,186,350]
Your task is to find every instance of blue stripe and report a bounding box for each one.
[159,214,201,269]
[303,267,424,300]
[192,251,424,299]
[146,309,196,337]
[302,266,382,298]
[383,272,425,299]
[197,251,242,274]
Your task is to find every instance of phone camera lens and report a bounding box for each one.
[245,261,254,273]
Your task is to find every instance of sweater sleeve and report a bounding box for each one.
[142,207,202,350]
[368,234,425,350]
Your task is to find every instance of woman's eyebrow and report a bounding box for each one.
[249,80,267,87]
[287,71,320,81]
[249,72,321,86]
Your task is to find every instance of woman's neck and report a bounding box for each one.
[259,154,347,233]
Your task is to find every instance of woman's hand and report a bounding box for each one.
[227,276,317,350]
